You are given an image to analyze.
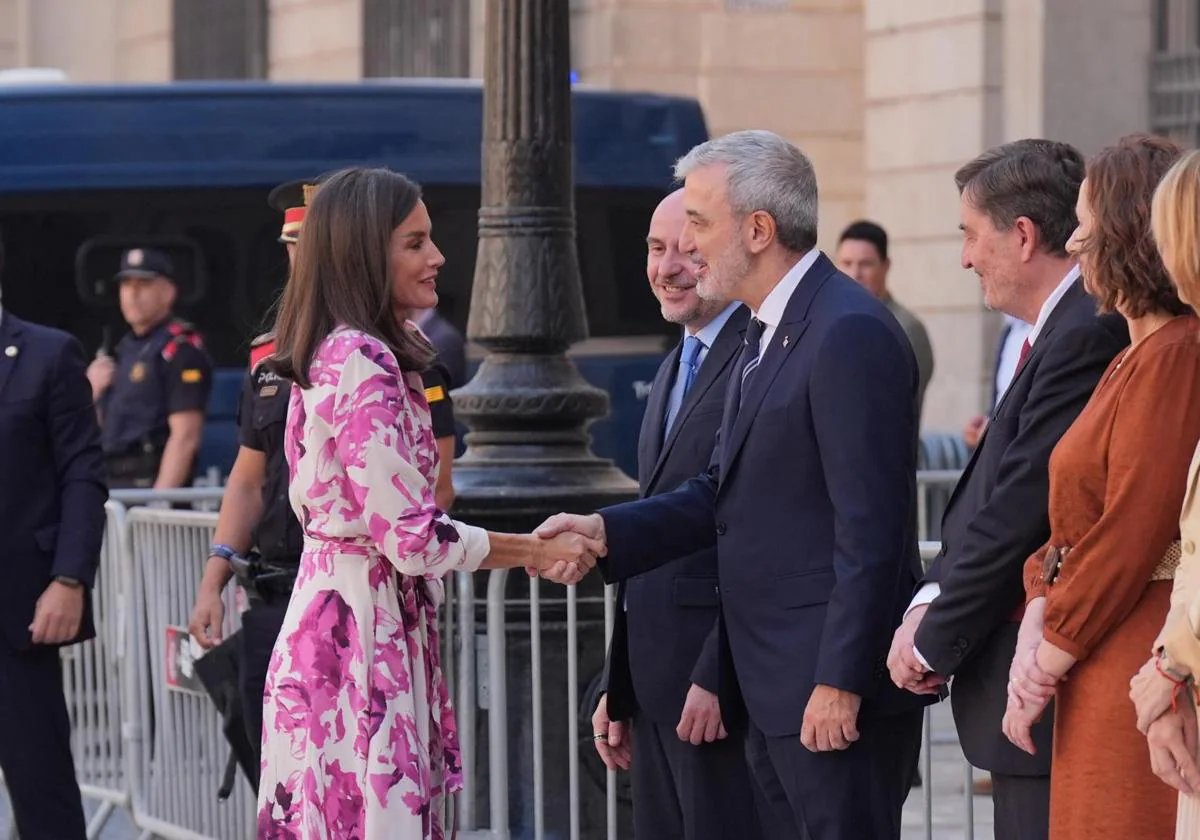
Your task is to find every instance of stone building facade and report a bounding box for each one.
[0,0,1175,430]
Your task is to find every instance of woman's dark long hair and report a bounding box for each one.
[269,167,437,388]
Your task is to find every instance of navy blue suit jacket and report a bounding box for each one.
[0,313,106,650]
[598,254,929,736]
[605,307,748,725]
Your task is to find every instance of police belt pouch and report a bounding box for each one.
[103,442,165,483]
[230,551,297,601]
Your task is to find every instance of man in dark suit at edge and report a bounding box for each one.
[538,130,929,840]
[0,227,108,839]
[590,188,760,839]
[886,139,1129,840]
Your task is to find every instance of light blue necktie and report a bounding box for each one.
[665,335,704,433]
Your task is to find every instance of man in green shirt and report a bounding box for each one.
[837,220,935,422]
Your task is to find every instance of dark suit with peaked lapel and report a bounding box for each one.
[912,278,1127,840]
[597,253,928,840]
[602,306,761,840]
[0,311,106,839]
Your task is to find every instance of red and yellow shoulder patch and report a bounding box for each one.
[162,320,204,361]
[250,338,277,371]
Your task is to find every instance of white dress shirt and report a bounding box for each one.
[994,316,1031,409]
[908,264,1082,669]
[751,248,822,361]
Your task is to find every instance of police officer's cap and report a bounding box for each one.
[268,179,321,244]
[115,247,175,283]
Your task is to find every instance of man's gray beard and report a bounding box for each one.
[697,254,749,303]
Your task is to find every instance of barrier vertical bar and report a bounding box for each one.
[604,583,617,840]
[918,539,937,840]
[923,709,933,840]
[444,573,457,707]
[486,569,510,840]
[457,572,477,830]
[567,583,580,840]
[530,576,544,840]
[964,761,975,839]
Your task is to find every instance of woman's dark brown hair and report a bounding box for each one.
[269,167,437,388]
[1080,134,1190,318]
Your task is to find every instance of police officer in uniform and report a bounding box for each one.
[188,179,460,791]
[87,248,212,488]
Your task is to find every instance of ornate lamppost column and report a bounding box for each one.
[453,0,636,521]
[450,0,638,834]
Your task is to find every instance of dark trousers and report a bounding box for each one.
[0,644,86,839]
[631,715,762,840]
[238,592,290,784]
[744,709,923,840]
[991,773,1050,840]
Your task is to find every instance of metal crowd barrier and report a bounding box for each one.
[126,507,255,839]
[6,467,981,839]
[474,471,983,840]
[60,502,131,838]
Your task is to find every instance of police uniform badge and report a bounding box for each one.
[130,361,146,383]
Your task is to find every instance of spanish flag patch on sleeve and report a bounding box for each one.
[424,385,446,403]
[181,369,204,384]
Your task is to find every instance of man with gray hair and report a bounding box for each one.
[537,130,928,838]
[591,188,759,840]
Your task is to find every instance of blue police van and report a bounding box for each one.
[0,79,710,480]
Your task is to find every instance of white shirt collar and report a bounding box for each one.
[754,248,822,328]
[1027,264,1080,346]
[687,301,741,349]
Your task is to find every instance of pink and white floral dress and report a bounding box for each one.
[256,327,489,839]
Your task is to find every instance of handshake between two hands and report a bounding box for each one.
[525,513,608,586]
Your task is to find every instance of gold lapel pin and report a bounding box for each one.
[4,345,16,358]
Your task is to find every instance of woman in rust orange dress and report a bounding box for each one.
[1002,134,1200,839]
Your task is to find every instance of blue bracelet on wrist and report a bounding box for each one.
[209,543,237,562]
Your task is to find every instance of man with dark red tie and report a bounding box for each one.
[886,139,1129,840]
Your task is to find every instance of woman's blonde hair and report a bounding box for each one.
[1152,149,1200,308]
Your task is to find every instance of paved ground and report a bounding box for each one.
[0,704,992,839]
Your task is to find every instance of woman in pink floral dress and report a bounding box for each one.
[256,167,602,839]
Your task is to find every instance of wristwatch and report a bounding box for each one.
[54,576,83,589]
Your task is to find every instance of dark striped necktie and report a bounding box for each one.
[734,317,766,411]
